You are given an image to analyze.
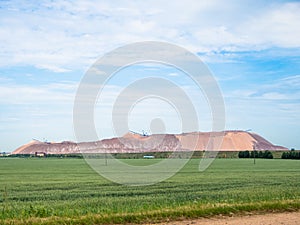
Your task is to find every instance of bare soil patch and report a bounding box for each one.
[153,211,300,225]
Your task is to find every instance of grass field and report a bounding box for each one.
[1,158,300,224]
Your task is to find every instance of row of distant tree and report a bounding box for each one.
[238,149,300,160]
[238,150,273,159]
[5,154,83,158]
[281,149,300,159]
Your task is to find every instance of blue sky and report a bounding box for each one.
[0,0,300,151]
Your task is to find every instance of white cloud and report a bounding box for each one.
[0,79,78,150]
[36,64,72,73]
[224,73,300,100]
[0,1,299,71]
[168,72,179,77]
[238,2,300,48]
[0,82,76,104]
[279,75,300,87]
[260,92,288,100]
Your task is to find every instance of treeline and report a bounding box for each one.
[238,150,273,159]
[6,154,83,158]
[281,149,300,159]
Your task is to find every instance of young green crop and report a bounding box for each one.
[1,158,300,224]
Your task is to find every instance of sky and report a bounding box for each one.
[0,0,300,152]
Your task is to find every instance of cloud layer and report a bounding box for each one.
[0,0,300,151]
[1,0,300,71]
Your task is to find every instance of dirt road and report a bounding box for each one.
[155,211,300,225]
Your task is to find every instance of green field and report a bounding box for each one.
[1,158,300,224]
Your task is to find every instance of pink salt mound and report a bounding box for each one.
[12,131,288,155]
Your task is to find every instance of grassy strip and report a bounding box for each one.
[2,199,300,225]
[1,158,299,224]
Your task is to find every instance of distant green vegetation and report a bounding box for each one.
[1,158,300,224]
[6,153,84,158]
[4,150,291,160]
[1,151,238,159]
[238,150,273,159]
[281,149,300,159]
